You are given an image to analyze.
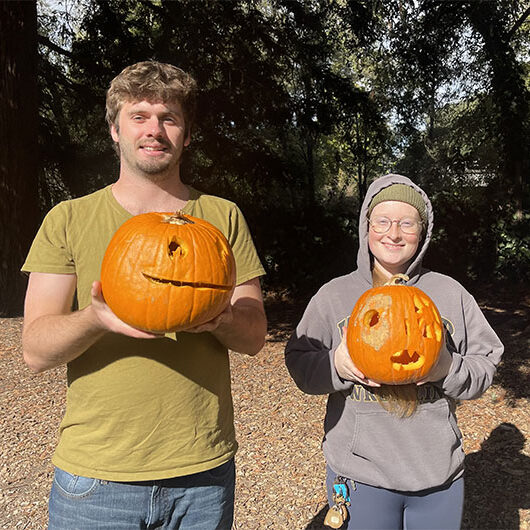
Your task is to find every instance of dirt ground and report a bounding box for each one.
[1,282,529,529]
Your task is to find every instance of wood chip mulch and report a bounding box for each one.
[1,283,529,529]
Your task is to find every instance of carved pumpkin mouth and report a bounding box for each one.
[142,273,232,290]
[391,349,425,371]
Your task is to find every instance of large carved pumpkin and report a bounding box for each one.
[346,275,443,385]
[101,212,236,333]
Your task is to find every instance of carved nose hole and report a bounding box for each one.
[168,239,180,258]
[364,310,380,327]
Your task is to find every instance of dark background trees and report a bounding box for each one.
[1,0,529,316]
[0,0,40,316]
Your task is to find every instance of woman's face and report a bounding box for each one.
[368,201,422,277]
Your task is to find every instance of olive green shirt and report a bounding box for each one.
[22,185,265,480]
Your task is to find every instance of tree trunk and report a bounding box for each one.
[0,0,40,316]
[465,3,530,217]
[355,114,368,212]
[305,134,316,206]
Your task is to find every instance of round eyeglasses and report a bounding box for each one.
[368,216,423,235]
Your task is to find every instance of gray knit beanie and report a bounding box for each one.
[368,184,427,226]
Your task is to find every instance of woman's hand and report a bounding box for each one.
[416,339,453,385]
[334,334,381,387]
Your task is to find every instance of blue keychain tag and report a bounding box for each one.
[333,482,350,504]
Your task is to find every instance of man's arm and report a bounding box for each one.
[187,277,267,356]
[22,272,158,373]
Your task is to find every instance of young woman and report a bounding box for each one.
[285,174,503,529]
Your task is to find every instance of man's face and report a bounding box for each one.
[111,99,190,181]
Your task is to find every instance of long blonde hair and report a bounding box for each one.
[372,384,419,417]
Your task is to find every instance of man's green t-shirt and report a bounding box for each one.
[22,185,265,481]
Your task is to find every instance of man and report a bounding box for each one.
[22,61,267,529]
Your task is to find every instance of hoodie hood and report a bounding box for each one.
[357,173,434,285]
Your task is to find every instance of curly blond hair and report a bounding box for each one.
[106,61,197,136]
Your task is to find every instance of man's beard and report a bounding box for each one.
[119,141,184,181]
[135,153,185,182]
[135,157,175,179]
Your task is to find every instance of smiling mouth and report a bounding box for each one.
[391,349,425,371]
[141,146,167,152]
[142,273,232,290]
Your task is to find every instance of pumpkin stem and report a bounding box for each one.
[386,274,410,286]
[163,211,195,225]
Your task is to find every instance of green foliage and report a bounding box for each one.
[494,214,530,282]
[254,196,359,295]
[32,0,530,294]
[423,185,530,285]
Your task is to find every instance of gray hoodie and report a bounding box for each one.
[285,173,504,492]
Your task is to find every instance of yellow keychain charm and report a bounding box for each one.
[324,504,345,528]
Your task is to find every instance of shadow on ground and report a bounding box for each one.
[462,422,530,529]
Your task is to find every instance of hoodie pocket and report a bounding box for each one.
[348,398,464,491]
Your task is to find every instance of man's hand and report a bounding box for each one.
[22,273,160,373]
[334,334,381,387]
[193,278,266,355]
[184,302,234,334]
[90,281,161,339]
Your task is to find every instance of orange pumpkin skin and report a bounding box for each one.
[346,283,443,385]
[101,212,236,333]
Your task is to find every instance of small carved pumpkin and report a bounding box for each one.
[101,212,236,333]
[346,275,443,385]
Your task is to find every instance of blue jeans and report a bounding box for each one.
[48,459,235,529]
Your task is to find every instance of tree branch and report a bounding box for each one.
[37,34,73,59]
[507,6,530,41]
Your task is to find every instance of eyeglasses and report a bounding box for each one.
[368,216,423,235]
